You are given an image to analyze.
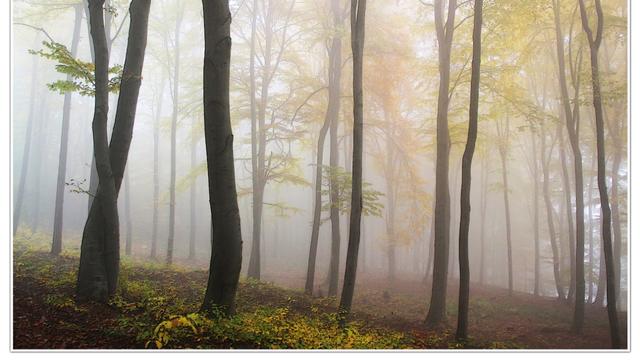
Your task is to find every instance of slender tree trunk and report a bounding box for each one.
[167,6,184,266]
[610,147,622,305]
[455,0,482,340]
[151,79,166,259]
[425,0,456,326]
[578,0,620,347]
[247,0,260,280]
[200,0,243,316]
[51,4,83,254]
[338,0,366,321]
[541,120,565,300]
[30,94,48,232]
[76,0,151,301]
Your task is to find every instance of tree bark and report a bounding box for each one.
[578,0,621,348]
[338,0,366,321]
[425,0,456,326]
[76,0,151,301]
[76,0,119,301]
[531,129,540,296]
[455,0,482,340]
[200,0,243,316]
[558,122,576,301]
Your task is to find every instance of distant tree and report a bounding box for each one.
[577,0,620,348]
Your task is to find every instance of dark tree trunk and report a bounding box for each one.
[425,0,456,326]
[200,0,243,316]
[541,119,565,300]
[51,4,83,254]
[167,7,184,266]
[76,0,151,301]
[338,0,366,321]
[455,0,482,340]
[76,0,119,301]
[578,0,621,347]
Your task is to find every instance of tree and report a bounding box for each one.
[338,0,366,322]
[76,0,120,301]
[166,2,184,266]
[51,4,83,255]
[577,0,621,348]
[425,0,456,326]
[456,0,482,341]
[200,0,243,316]
[76,0,151,301]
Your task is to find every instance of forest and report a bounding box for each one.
[10,0,628,350]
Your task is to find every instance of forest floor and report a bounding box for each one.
[12,238,627,350]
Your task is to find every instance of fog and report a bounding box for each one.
[12,0,627,314]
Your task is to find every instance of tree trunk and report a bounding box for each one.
[578,0,621,347]
[76,0,151,301]
[167,6,184,266]
[338,0,366,321]
[51,4,83,254]
[76,0,119,301]
[425,0,456,326]
[455,0,482,340]
[200,0,243,316]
